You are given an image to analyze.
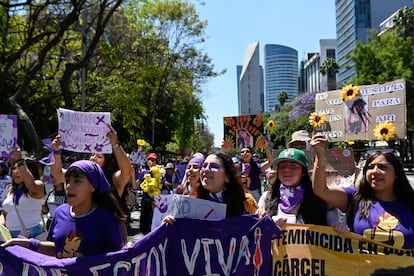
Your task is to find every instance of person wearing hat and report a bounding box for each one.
[1,160,125,257]
[287,130,311,151]
[161,162,180,194]
[256,148,328,227]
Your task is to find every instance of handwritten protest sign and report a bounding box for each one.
[223,114,265,148]
[170,194,227,221]
[57,108,111,153]
[273,224,414,275]
[0,114,17,158]
[151,194,174,230]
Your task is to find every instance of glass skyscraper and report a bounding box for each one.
[237,40,264,115]
[264,44,298,112]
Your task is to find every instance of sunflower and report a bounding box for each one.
[266,120,275,130]
[373,121,396,141]
[341,85,360,102]
[137,139,146,147]
[309,112,327,128]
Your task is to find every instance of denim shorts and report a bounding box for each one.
[9,224,43,239]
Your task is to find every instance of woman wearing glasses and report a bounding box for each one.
[312,133,414,249]
[163,152,247,223]
[240,143,273,203]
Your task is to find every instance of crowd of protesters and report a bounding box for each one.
[2,126,414,260]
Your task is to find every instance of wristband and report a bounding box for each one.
[54,149,62,155]
[29,238,40,251]
[112,143,120,148]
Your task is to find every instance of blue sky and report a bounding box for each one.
[189,1,337,147]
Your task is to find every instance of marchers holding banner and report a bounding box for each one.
[0,215,279,275]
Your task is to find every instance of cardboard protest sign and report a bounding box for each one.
[273,224,414,275]
[151,194,173,230]
[0,114,17,158]
[57,108,111,153]
[223,114,265,148]
[314,79,410,142]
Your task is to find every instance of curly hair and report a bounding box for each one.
[197,152,247,217]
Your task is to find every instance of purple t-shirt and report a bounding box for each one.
[345,187,414,249]
[47,203,123,258]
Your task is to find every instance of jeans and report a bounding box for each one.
[9,224,43,239]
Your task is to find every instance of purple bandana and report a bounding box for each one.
[279,183,305,213]
[68,160,110,194]
[188,155,205,167]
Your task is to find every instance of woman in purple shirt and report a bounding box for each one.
[1,160,125,257]
[312,133,414,249]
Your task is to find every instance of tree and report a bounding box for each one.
[97,0,222,150]
[277,90,288,107]
[320,57,339,91]
[348,29,414,85]
[0,0,124,155]
[393,6,414,40]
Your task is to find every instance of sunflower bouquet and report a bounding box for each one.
[140,165,163,198]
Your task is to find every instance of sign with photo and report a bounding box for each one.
[314,79,408,142]
[223,114,265,148]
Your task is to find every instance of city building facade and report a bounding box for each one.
[264,44,298,112]
[336,0,413,86]
[237,40,264,115]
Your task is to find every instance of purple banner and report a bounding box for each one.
[0,114,17,158]
[0,215,279,275]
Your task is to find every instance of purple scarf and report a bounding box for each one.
[279,183,305,213]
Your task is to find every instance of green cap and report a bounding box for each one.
[273,148,308,169]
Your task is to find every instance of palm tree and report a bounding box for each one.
[320,57,339,91]
[277,90,288,107]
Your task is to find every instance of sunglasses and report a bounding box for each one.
[365,148,395,157]
[201,162,224,172]
[240,150,251,154]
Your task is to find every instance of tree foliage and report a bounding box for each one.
[0,0,124,155]
[93,0,221,151]
[320,57,339,90]
[348,29,414,85]
[277,90,288,106]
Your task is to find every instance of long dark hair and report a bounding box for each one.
[101,153,120,187]
[65,166,125,223]
[265,164,327,225]
[347,151,414,226]
[197,152,247,217]
[10,159,41,197]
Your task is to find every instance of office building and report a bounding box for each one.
[336,0,412,86]
[237,40,264,115]
[264,44,298,112]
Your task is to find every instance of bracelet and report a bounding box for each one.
[54,149,62,155]
[29,238,40,251]
[112,143,120,148]
[17,160,26,168]
[314,163,326,169]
